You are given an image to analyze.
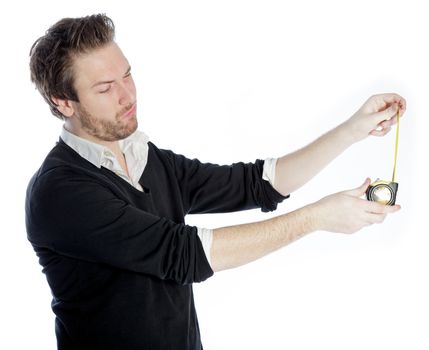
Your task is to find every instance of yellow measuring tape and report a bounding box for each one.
[366,107,401,205]
[392,109,400,182]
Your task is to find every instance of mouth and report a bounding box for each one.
[122,103,137,119]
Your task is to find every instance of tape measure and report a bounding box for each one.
[366,109,400,205]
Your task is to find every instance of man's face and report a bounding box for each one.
[70,42,137,142]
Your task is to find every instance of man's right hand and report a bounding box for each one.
[211,178,401,272]
[308,178,401,234]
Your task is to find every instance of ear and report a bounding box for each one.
[51,97,75,118]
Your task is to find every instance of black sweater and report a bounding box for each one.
[25,139,287,349]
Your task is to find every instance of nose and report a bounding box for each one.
[118,80,136,106]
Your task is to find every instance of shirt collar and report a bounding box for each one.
[60,127,150,169]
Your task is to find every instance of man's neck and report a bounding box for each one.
[64,124,130,177]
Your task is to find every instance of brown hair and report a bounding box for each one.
[29,14,115,120]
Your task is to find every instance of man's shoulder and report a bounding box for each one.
[146,141,181,168]
[27,140,99,192]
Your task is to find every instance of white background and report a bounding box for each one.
[1,1,428,349]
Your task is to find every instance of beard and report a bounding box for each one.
[75,103,138,142]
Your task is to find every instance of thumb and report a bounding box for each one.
[373,103,398,124]
[345,178,371,197]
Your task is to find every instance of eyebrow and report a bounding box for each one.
[91,66,132,88]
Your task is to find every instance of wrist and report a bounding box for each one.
[292,203,320,234]
[336,120,360,146]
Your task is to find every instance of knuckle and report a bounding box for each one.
[376,203,387,214]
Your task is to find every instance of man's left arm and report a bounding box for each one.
[273,93,406,196]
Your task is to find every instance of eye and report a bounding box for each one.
[99,85,111,94]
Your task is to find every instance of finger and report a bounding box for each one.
[384,204,401,213]
[372,93,406,112]
[365,201,401,214]
[380,110,403,128]
[386,117,399,127]
[370,125,391,137]
[398,98,407,115]
[380,118,397,128]
[346,178,371,197]
[364,201,387,214]
[364,212,387,225]
[372,103,399,124]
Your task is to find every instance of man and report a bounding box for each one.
[26,14,405,350]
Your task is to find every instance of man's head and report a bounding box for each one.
[30,14,137,142]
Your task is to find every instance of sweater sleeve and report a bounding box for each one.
[25,168,213,285]
[160,148,289,215]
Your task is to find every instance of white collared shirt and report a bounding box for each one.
[61,128,150,191]
[60,127,277,267]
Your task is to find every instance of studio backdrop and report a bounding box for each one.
[1,1,427,349]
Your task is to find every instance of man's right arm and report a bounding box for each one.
[210,178,401,272]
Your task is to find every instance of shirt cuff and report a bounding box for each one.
[262,157,278,187]
[197,158,278,268]
[197,227,213,267]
